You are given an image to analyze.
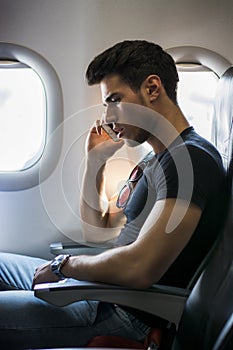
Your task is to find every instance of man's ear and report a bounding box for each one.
[144,75,161,102]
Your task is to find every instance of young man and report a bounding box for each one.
[0,40,226,348]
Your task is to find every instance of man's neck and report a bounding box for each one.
[147,104,190,154]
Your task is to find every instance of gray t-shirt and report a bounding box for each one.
[116,127,226,287]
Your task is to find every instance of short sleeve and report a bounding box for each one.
[154,145,223,210]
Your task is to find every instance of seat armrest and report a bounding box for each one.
[50,241,114,255]
[34,280,190,325]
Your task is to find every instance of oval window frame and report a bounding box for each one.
[0,42,63,191]
[167,46,231,78]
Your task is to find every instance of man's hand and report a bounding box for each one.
[32,261,60,289]
[86,121,124,161]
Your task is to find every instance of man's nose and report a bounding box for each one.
[103,106,117,124]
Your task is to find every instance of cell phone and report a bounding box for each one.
[101,124,120,142]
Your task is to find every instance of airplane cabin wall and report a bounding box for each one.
[0,0,232,259]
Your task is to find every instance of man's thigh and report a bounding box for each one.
[0,291,150,349]
[0,252,47,290]
[0,290,100,348]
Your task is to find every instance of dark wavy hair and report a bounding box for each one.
[86,40,179,104]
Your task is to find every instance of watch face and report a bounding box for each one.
[51,258,61,271]
[53,261,59,268]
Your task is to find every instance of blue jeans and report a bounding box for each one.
[0,252,150,349]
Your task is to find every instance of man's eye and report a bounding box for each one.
[110,97,121,104]
[104,95,121,107]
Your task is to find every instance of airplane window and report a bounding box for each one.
[0,61,46,171]
[177,64,218,142]
[0,43,63,191]
[167,46,231,145]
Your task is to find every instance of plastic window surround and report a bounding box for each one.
[167,46,231,78]
[0,42,63,191]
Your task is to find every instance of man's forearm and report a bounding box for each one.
[80,158,108,227]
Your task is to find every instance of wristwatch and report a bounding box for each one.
[50,254,71,279]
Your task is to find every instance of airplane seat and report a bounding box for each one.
[34,67,233,350]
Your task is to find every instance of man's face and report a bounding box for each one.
[100,74,150,147]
